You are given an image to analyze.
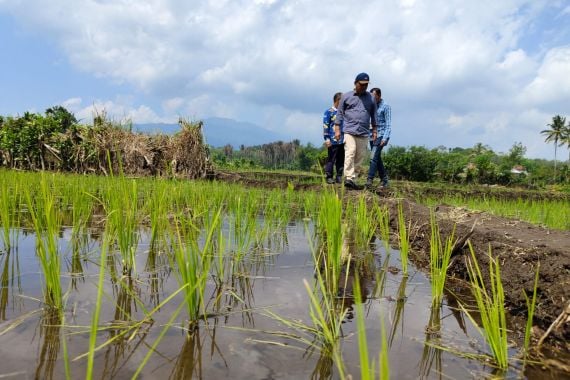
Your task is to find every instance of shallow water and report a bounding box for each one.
[0,221,561,379]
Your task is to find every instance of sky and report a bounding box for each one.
[0,0,569,159]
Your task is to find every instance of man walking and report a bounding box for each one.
[323,92,344,184]
[366,87,391,189]
[334,73,377,190]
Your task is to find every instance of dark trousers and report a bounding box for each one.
[368,144,388,181]
[325,144,344,179]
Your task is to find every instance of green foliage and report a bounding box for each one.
[211,140,325,171]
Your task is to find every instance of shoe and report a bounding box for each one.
[326,177,335,184]
[344,179,363,190]
[335,176,342,184]
[365,179,374,190]
[380,179,389,188]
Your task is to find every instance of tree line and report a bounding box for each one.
[212,114,570,188]
[1,107,567,187]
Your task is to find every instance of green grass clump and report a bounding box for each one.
[429,212,456,305]
[462,243,509,369]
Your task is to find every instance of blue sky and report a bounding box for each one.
[1,0,569,159]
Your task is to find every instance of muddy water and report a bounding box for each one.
[0,222,559,379]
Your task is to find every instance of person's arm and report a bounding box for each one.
[334,95,345,141]
[370,97,378,143]
[381,104,391,146]
[323,109,333,147]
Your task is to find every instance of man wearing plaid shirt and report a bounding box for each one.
[366,87,391,189]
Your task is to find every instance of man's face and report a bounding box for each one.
[355,81,368,94]
[372,92,380,103]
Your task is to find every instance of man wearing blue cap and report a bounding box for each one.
[334,73,377,190]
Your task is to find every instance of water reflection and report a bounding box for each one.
[388,275,408,348]
[0,247,22,321]
[419,302,443,379]
[35,310,62,380]
[171,329,204,379]
[144,244,171,309]
[101,276,152,378]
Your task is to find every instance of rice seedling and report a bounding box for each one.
[315,190,345,292]
[349,196,377,248]
[353,274,390,380]
[429,211,456,305]
[171,206,222,325]
[0,178,20,250]
[302,276,347,379]
[397,201,410,275]
[86,224,112,380]
[374,204,391,252]
[523,262,540,363]
[461,243,509,369]
[105,178,140,276]
[145,182,170,251]
[25,175,64,310]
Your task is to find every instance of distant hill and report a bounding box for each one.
[134,117,287,147]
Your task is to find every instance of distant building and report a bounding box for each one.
[510,165,528,175]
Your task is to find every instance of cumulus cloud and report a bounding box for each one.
[521,46,570,107]
[0,0,568,158]
[63,97,165,124]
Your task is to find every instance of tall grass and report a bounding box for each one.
[462,243,509,369]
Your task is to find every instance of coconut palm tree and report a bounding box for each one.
[562,121,570,164]
[541,115,566,176]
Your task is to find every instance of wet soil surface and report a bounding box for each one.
[216,170,570,359]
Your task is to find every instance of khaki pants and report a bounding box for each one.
[343,134,368,181]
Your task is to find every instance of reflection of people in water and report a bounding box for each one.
[337,231,375,321]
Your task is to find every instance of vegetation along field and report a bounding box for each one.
[0,114,569,379]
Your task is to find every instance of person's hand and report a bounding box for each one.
[372,130,377,143]
[325,140,332,147]
[380,139,387,147]
[334,130,341,141]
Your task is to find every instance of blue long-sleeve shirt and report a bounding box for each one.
[371,99,391,144]
[323,106,344,145]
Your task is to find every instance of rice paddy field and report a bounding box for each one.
[0,170,568,379]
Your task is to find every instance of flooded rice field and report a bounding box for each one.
[0,222,555,379]
[0,172,567,379]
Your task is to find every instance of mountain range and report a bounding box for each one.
[134,117,288,148]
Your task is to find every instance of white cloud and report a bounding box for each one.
[521,46,570,106]
[0,0,568,158]
[63,97,165,124]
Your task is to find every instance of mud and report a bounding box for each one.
[215,170,570,357]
